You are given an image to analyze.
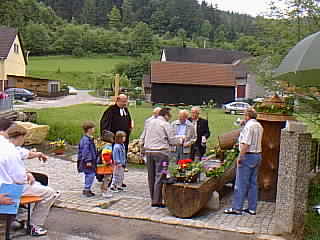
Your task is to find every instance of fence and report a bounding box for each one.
[311,138,320,172]
[0,95,13,112]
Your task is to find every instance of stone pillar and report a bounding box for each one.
[274,129,312,234]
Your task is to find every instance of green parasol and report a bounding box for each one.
[274,31,320,87]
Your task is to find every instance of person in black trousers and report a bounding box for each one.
[100,94,133,187]
[189,106,211,161]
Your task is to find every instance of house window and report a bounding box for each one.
[14,44,19,54]
[50,84,59,93]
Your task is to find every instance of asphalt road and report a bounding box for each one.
[15,90,105,110]
[14,208,256,240]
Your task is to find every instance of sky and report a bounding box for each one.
[205,0,270,16]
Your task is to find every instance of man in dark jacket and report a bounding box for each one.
[100,94,132,154]
[189,106,211,161]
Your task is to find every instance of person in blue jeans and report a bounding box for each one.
[78,121,98,197]
[224,109,263,215]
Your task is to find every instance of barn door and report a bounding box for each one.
[237,85,246,99]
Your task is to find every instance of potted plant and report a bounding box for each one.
[49,139,66,155]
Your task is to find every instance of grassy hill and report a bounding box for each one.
[27,55,134,89]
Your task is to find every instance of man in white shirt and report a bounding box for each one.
[0,119,57,236]
[224,109,263,215]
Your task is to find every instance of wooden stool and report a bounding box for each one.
[20,196,42,235]
[4,196,42,240]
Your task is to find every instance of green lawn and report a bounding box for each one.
[32,103,239,150]
[27,55,134,89]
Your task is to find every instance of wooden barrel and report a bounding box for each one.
[218,129,241,150]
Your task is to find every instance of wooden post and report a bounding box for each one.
[114,74,120,98]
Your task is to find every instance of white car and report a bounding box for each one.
[223,102,251,115]
[68,86,78,95]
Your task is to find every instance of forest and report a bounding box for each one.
[0,0,259,57]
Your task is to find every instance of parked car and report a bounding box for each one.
[68,86,78,95]
[223,101,251,115]
[5,88,35,102]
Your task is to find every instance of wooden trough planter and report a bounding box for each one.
[164,160,236,218]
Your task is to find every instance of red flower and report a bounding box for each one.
[177,159,192,168]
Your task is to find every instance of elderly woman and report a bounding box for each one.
[171,110,196,161]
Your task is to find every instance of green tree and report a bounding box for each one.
[131,22,154,56]
[200,20,211,39]
[122,0,134,26]
[79,0,96,25]
[108,6,122,30]
[23,23,51,55]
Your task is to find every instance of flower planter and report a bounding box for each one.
[53,148,65,155]
[176,174,199,183]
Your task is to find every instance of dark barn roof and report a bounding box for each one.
[162,47,250,64]
[0,27,17,59]
[151,62,236,87]
[0,26,27,64]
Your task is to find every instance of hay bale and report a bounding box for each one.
[16,121,49,145]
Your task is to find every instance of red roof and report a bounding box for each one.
[151,62,236,87]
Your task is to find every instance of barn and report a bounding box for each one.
[151,61,236,106]
[149,47,264,105]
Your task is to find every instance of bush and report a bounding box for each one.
[72,47,86,57]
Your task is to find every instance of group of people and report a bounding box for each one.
[0,93,264,239]
[77,121,128,198]
[0,119,58,236]
[90,94,263,216]
[139,106,211,207]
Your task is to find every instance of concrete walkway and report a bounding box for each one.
[26,157,277,236]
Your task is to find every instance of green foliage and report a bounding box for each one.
[122,0,133,26]
[205,148,238,177]
[113,55,152,86]
[131,22,154,56]
[79,0,97,25]
[108,6,121,30]
[23,23,51,55]
[305,183,320,239]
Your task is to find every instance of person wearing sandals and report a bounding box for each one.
[224,108,263,216]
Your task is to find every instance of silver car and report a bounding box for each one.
[223,102,251,115]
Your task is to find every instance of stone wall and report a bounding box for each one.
[274,129,312,235]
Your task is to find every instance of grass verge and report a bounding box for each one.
[31,103,239,149]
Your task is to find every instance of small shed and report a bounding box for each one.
[7,75,62,97]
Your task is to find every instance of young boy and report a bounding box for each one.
[78,121,98,197]
[100,130,114,198]
[110,131,127,192]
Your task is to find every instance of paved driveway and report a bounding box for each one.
[15,90,105,109]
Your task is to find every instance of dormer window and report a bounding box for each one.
[14,43,19,54]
